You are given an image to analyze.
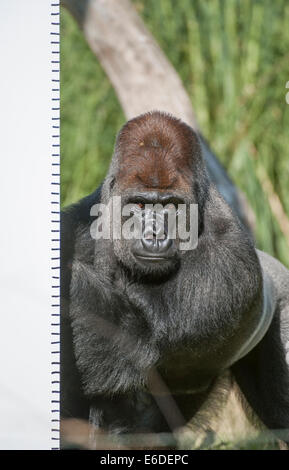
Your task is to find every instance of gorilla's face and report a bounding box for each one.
[112,190,195,278]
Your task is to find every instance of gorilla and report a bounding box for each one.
[61,111,289,448]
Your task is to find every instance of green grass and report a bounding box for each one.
[61,0,289,267]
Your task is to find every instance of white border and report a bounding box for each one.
[0,0,58,449]
[50,1,60,450]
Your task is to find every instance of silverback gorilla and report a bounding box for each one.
[61,111,289,448]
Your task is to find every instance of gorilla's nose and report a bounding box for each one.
[141,234,172,254]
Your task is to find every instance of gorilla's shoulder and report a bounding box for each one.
[61,185,102,299]
[62,185,102,231]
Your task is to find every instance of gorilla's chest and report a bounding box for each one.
[121,283,225,391]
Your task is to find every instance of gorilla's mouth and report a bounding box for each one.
[132,251,179,278]
[135,254,171,263]
[132,236,177,267]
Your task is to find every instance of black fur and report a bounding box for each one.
[61,113,289,446]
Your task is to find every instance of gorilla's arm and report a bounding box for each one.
[232,250,289,436]
[61,186,102,420]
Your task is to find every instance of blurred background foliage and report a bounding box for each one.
[61,0,289,267]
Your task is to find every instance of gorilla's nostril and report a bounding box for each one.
[141,237,158,253]
[158,237,172,253]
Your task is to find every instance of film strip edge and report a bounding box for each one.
[51,1,60,450]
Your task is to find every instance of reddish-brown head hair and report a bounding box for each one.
[114,111,202,193]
